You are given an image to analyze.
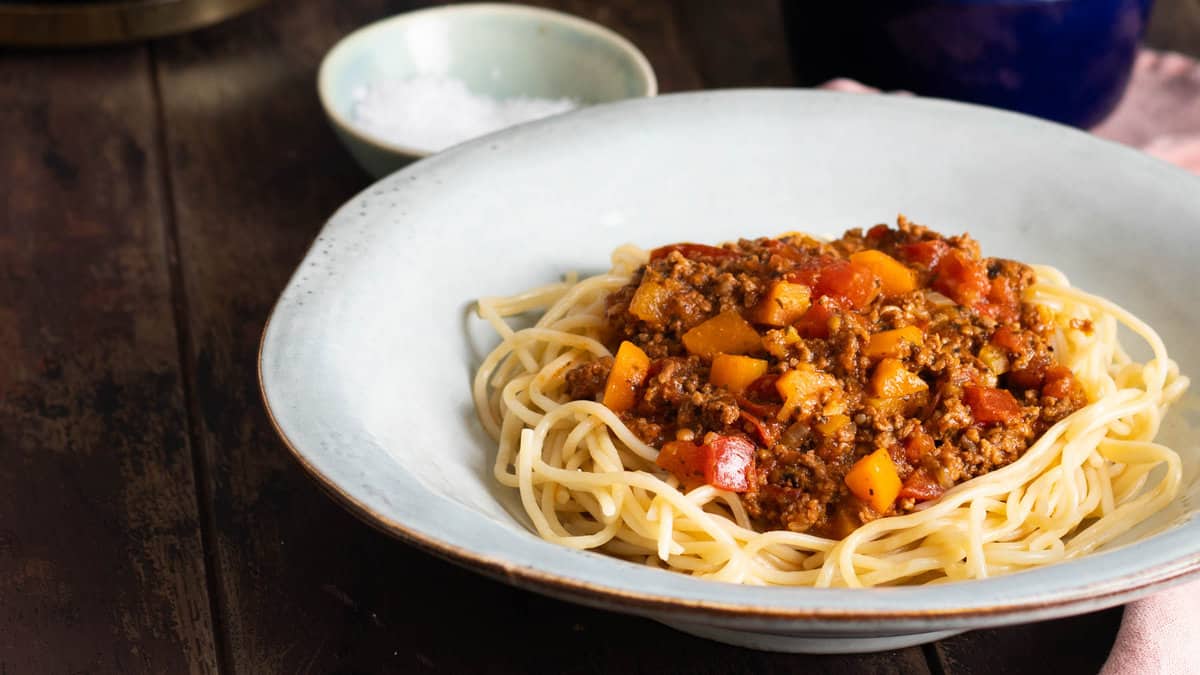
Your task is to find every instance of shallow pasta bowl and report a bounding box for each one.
[260,90,1200,653]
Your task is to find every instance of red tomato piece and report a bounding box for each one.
[1043,376,1075,399]
[655,441,706,486]
[866,224,891,241]
[739,410,777,447]
[963,385,1022,424]
[1044,364,1073,381]
[1007,367,1044,391]
[705,435,756,492]
[976,275,1020,323]
[784,256,832,288]
[815,260,881,309]
[655,435,757,493]
[1042,365,1081,400]
[741,374,782,403]
[904,430,935,463]
[794,298,841,338]
[932,250,990,307]
[788,259,879,309]
[649,243,737,261]
[898,239,950,269]
[761,238,808,263]
[990,326,1023,352]
[898,471,946,501]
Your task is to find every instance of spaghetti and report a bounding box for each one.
[472,223,1187,587]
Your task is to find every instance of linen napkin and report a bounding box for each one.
[820,49,1200,675]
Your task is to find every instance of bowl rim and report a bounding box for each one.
[262,88,1200,625]
[316,2,659,160]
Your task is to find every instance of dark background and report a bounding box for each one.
[2,1,1198,673]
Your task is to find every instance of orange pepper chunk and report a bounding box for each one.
[815,414,850,436]
[628,279,670,323]
[844,448,902,513]
[864,326,924,360]
[750,281,812,326]
[870,358,929,398]
[710,354,769,393]
[775,365,842,421]
[682,310,762,358]
[601,341,650,412]
[849,250,917,296]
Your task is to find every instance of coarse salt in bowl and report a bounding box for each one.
[318,3,658,177]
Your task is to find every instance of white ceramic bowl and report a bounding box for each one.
[261,90,1200,653]
[318,3,657,177]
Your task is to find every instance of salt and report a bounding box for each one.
[350,74,579,153]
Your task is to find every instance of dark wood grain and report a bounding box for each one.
[150,2,393,671]
[933,607,1123,675]
[521,0,704,91]
[0,48,216,674]
[670,0,794,88]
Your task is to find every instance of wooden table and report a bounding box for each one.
[3,1,1197,672]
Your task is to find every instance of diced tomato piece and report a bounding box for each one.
[898,239,949,269]
[1043,375,1076,400]
[814,260,881,309]
[784,256,832,288]
[1042,365,1081,400]
[649,243,737,261]
[784,257,879,310]
[1044,365,1073,382]
[761,238,808,263]
[654,435,756,493]
[741,374,782,403]
[866,224,891,241]
[898,471,946,501]
[705,435,756,492]
[932,250,990,307]
[990,326,1023,352]
[1007,367,1044,391]
[794,298,841,338]
[963,385,1022,424]
[976,275,1021,323]
[1005,352,1051,390]
[739,410,777,447]
[655,440,706,486]
[989,274,1019,313]
[904,430,935,463]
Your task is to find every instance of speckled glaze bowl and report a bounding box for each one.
[261,90,1200,653]
[317,3,657,177]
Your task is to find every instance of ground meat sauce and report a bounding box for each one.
[565,217,1086,539]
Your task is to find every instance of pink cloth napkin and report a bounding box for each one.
[821,49,1200,674]
[1101,580,1200,675]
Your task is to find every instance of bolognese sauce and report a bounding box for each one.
[564,217,1087,539]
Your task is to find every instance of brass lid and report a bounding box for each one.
[0,0,269,46]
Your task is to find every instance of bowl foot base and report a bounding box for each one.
[659,619,964,654]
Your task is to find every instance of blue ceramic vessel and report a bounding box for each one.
[783,0,1154,128]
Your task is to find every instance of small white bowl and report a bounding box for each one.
[318,3,657,177]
